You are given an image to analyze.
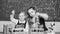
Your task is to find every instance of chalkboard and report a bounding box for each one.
[0,0,60,21]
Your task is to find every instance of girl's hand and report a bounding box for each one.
[11,10,15,14]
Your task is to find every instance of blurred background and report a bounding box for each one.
[0,0,60,21]
[0,0,60,34]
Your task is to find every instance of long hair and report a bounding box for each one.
[27,12,32,19]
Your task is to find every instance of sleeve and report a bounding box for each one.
[10,15,18,24]
[37,13,49,20]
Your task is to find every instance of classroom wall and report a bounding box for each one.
[0,21,60,32]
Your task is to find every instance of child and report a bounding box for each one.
[27,7,49,34]
[27,7,49,31]
[10,10,29,33]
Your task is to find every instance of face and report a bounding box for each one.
[28,8,36,16]
[18,12,26,20]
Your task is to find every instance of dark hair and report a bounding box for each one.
[27,12,33,18]
[27,6,36,11]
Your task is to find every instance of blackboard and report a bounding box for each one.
[0,0,60,21]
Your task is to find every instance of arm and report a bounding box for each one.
[37,12,49,20]
[10,10,18,24]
